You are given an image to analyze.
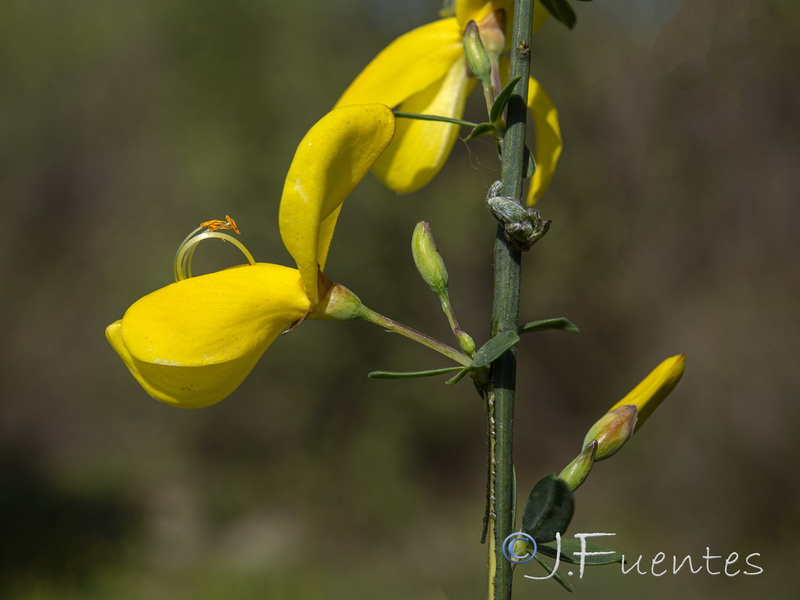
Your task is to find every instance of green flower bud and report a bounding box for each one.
[582,405,638,461]
[454,328,476,356]
[463,20,492,86]
[559,440,597,491]
[411,221,449,296]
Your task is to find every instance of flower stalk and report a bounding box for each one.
[359,305,474,367]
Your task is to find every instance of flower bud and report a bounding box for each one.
[582,405,637,461]
[463,21,492,86]
[454,328,476,356]
[559,440,597,491]
[411,221,449,296]
[579,354,686,462]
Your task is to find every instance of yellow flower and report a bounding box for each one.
[106,104,396,409]
[335,0,560,205]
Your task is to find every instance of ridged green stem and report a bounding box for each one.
[487,0,535,598]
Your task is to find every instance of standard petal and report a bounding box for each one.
[335,19,463,109]
[106,263,310,408]
[279,104,395,305]
[372,59,475,194]
[526,75,562,205]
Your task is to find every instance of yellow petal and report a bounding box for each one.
[526,75,562,205]
[372,59,475,194]
[279,105,395,305]
[335,19,463,110]
[106,263,310,408]
[610,354,686,432]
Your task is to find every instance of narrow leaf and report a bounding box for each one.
[540,0,577,29]
[521,474,575,543]
[519,317,580,334]
[490,75,522,123]
[368,366,463,379]
[465,122,499,141]
[471,330,520,368]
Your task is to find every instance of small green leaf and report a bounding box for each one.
[368,366,463,379]
[521,474,574,543]
[533,555,574,592]
[471,330,520,368]
[522,145,536,179]
[540,0,577,29]
[539,539,623,565]
[518,317,580,334]
[465,122,498,141]
[490,75,522,123]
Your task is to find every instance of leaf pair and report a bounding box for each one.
[368,329,520,383]
[368,317,578,381]
[520,474,621,591]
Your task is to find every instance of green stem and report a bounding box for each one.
[440,294,461,336]
[481,82,496,120]
[359,307,473,367]
[487,0,535,598]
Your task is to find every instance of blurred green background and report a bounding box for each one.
[1,0,798,598]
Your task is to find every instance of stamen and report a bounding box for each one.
[172,216,255,282]
[200,215,241,234]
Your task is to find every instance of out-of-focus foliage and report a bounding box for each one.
[1,0,798,598]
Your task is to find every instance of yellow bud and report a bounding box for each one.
[411,221,449,296]
[610,354,686,432]
[579,354,686,461]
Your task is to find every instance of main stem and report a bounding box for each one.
[487,1,535,598]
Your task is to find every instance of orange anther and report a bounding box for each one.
[200,215,241,234]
